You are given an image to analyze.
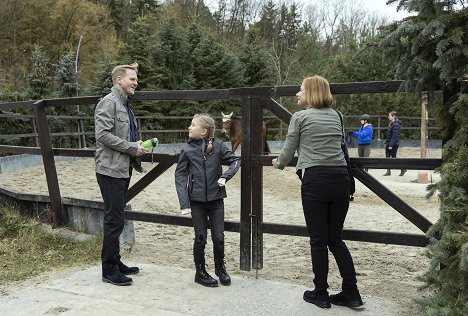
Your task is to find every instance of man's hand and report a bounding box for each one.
[135,145,148,156]
[217,178,226,187]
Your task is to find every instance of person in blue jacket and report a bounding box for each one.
[383,111,406,176]
[351,114,373,159]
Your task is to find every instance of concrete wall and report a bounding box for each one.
[0,154,81,174]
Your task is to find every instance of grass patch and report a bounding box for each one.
[0,205,102,283]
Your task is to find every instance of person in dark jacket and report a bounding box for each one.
[383,111,406,176]
[175,113,240,287]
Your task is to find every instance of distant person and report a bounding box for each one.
[175,113,240,287]
[95,63,147,286]
[272,76,363,309]
[351,114,373,171]
[383,111,406,176]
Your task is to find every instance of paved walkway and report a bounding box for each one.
[0,264,401,315]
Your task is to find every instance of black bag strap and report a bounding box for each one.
[334,109,346,143]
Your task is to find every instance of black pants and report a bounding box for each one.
[385,144,399,158]
[190,199,225,264]
[96,173,130,274]
[301,166,358,295]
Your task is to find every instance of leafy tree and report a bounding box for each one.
[26,45,52,100]
[379,1,468,315]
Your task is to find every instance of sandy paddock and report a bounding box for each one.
[0,147,442,314]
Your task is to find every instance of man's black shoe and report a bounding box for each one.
[118,264,140,275]
[303,290,331,309]
[102,272,133,286]
[330,291,363,308]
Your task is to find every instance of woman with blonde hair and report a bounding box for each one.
[273,76,363,309]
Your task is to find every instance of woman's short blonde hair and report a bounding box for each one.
[302,76,333,109]
[112,63,139,84]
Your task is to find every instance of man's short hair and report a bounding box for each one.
[111,63,138,84]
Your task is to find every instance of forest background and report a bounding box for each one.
[0,0,434,146]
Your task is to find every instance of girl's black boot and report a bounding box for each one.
[195,262,218,287]
[215,259,231,286]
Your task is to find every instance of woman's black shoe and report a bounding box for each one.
[102,271,133,286]
[303,290,331,309]
[118,263,140,275]
[330,292,363,308]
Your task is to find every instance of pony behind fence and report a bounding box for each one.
[220,112,270,154]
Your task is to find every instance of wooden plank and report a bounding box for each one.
[124,210,240,232]
[43,96,100,107]
[251,98,264,270]
[0,145,41,155]
[252,156,442,170]
[240,97,252,271]
[133,89,231,101]
[0,101,35,111]
[229,87,273,98]
[125,161,174,203]
[33,101,66,227]
[275,81,406,97]
[264,98,292,124]
[350,158,442,170]
[261,222,429,247]
[353,168,432,233]
[53,148,95,157]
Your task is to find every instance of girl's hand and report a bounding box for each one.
[181,208,191,215]
[217,178,226,187]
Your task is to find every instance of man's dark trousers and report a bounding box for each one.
[96,173,131,274]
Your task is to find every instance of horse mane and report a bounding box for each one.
[230,115,241,120]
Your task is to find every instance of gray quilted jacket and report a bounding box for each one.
[175,138,240,210]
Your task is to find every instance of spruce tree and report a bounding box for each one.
[26,45,51,100]
[379,1,468,314]
[55,52,80,98]
[90,54,116,96]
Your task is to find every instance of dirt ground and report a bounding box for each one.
[0,147,442,315]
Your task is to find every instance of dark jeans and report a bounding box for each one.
[385,144,399,158]
[96,173,130,274]
[191,199,225,264]
[301,166,358,295]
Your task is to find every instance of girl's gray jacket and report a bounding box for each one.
[175,138,240,210]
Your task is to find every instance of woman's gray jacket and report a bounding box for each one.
[175,138,240,210]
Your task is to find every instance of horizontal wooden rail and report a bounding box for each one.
[252,156,443,170]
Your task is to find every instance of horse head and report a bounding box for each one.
[221,112,233,135]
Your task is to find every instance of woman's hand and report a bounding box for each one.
[272,158,279,169]
[181,208,191,215]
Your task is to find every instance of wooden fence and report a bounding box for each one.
[0,80,446,271]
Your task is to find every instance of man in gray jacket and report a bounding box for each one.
[95,63,147,286]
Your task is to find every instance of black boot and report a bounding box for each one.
[215,259,231,286]
[195,262,218,287]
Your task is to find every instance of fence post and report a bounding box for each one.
[31,118,39,147]
[251,98,264,271]
[240,96,252,271]
[377,116,381,140]
[33,100,66,227]
[79,118,87,148]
